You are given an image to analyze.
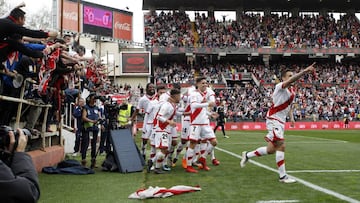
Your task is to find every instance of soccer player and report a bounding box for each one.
[152,88,181,174]
[185,77,219,173]
[144,85,167,172]
[130,83,156,160]
[173,85,194,168]
[159,83,181,169]
[240,63,316,183]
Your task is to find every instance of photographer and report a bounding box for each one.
[81,93,102,168]
[0,127,40,203]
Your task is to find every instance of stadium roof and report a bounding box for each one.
[143,0,360,12]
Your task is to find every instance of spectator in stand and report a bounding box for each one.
[0,6,57,65]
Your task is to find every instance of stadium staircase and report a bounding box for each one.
[191,22,199,47]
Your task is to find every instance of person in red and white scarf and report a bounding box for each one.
[240,63,316,183]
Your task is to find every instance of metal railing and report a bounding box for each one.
[0,79,61,150]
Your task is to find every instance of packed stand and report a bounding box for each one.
[154,61,360,122]
[145,11,360,49]
[154,62,225,85]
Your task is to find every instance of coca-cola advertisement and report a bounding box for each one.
[113,11,132,41]
[82,3,113,37]
[120,52,151,75]
[58,0,79,32]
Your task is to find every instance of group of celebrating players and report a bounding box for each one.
[133,77,220,174]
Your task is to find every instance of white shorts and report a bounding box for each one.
[188,124,216,142]
[181,119,190,140]
[265,119,285,144]
[154,130,170,149]
[141,124,153,140]
[149,128,156,146]
[169,126,178,139]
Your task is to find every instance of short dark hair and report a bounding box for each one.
[172,83,181,90]
[10,8,26,19]
[63,34,71,39]
[54,38,66,44]
[196,76,206,84]
[281,68,292,78]
[156,84,166,91]
[170,88,181,96]
[146,83,154,90]
[76,45,85,54]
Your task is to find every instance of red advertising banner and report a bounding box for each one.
[59,0,79,32]
[136,121,360,131]
[113,11,132,41]
[120,52,151,75]
[223,121,360,130]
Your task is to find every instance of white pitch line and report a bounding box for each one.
[215,147,360,203]
[220,141,345,145]
[256,200,300,203]
[228,132,348,143]
[288,170,360,173]
[287,134,348,143]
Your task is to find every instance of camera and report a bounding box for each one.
[0,126,31,150]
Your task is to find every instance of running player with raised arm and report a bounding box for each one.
[240,63,316,183]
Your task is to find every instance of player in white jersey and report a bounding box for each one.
[240,63,316,183]
[185,77,219,173]
[159,84,181,168]
[150,88,181,174]
[143,85,167,172]
[172,86,195,168]
[130,83,155,161]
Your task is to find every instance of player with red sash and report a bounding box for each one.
[151,88,181,174]
[240,63,316,183]
[185,77,218,173]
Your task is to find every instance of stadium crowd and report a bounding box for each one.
[154,61,360,122]
[145,11,360,49]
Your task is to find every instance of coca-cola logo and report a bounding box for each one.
[63,11,77,21]
[115,22,131,31]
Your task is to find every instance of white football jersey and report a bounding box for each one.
[189,88,215,125]
[266,82,295,123]
[153,101,177,131]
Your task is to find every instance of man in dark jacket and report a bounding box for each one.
[0,128,40,203]
[0,7,57,64]
[213,100,229,138]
